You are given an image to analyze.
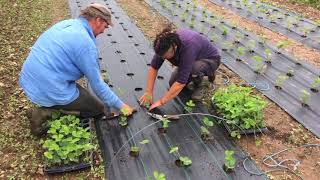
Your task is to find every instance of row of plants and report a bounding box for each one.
[41,113,94,169]
[218,0,320,40]
[167,0,320,106]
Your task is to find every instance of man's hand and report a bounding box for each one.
[149,99,163,111]
[120,103,135,116]
[139,92,153,108]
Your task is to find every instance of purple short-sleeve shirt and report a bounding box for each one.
[151,28,220,84]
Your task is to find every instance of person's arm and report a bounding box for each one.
[139,67,158,106]
[150,44,198,110]
[76,48,124,109]
[139,55,163,106]
[160,81,185,103]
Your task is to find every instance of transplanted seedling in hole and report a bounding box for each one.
[300,89,310,107]
[158,118,170,134]
[236,46,246,61]
[286,68,295,77]
[143,95,152,108]
[169,146,192,167]
[221,26,229,36]
[201,117,214,141]
[147,171,166,180]
[299,27,311,38]
[276,40,290,54]
[129,139,150,157]
[184,100,195,113]
[246,40,256,53]
[310,77,320,93]
[258,35,267,45]
[275,75,288,89]
[223,150,236,172]
[234,32,243,44]
[252,55,265,74]
[119,108,129,127]
[264,48,272,64]
[221,41,232,52]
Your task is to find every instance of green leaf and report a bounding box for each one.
[130,146,140,152]
[203,117,214,127]
[44,151,53,160]
[140,139,150,145]
[200,126,210,135]
[179,156,192,166]
[169,146,178,154]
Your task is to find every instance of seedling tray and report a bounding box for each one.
[221,120,268,135]
[43,118,93,174]
[210,101,268,135]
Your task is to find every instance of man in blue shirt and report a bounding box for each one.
[19,3,134,136]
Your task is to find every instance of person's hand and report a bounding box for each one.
[120,103,135,116]
[149,99,163,111]
[139,92,153,108]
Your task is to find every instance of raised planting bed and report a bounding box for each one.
[209,0,320,51]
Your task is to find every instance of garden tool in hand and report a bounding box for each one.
[146,112,180,121]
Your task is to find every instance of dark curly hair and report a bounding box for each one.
[153,24,181,57]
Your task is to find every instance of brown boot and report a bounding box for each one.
[191,77,212,101]
[26,108,57,137]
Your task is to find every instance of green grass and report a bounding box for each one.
[0,0,105,179]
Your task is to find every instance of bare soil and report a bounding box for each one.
[115,0,320,179]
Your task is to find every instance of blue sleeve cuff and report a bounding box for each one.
[115,99,124,109]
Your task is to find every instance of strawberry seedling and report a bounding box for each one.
[129,139,150,157]
[223,150,236,172]
[169,146,192,167]
[310,77,320,93]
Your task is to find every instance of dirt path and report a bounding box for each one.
[0,0,104,179]
[114,0,320,179]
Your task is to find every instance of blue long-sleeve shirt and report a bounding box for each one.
[19,18,124,109]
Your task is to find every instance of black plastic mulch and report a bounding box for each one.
[144,0,320,138]
[209,0,320,51]
[67,0,267,179]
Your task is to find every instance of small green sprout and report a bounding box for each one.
[310,77,320,89]
[179,156,192,166]
[275,75,288,89]
[153,171,166,180]
[184,100,195,113]
[300,90,310,106]
[224,150,236,171]
[221,26,229,36]
[264,48,272,63]
[169,146,179,154]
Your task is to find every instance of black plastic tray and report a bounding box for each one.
[43,118,93,174]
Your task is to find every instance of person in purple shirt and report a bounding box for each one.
[139,25,221,110]
[19,4,134,136]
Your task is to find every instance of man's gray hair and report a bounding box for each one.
[79,3,113,26]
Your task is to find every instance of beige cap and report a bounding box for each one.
[88,3,113,27]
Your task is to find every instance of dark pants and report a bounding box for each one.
[169,58,221,86]
[51,84,108,118]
